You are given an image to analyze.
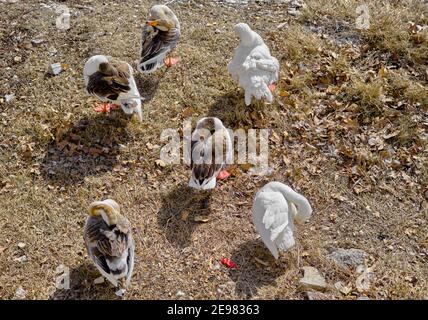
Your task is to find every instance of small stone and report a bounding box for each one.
[17,242,26,249]
[14,56,22,62]
[93,276,105,284]
[277,22,288,29]
[328,248,366,269]
[299,266,327,292]
[14,255,27,263]
[357,296,370,300]
[287,8,301,16]
[211,261,221,270]
[5,93,15,103]
[14,287,26,299]
[176,290,185,297]
[47,63,64,76]
[31,38,44,46]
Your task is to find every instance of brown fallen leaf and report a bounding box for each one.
[180,210,190,221]
[378,65,387,78]
[182,107,195,118]
[240,163,253,172]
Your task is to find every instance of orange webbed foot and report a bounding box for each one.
[164,57,180,68]
[268,83,277,92]
[94,103,120,113]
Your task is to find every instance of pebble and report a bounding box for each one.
[14,56,21,62]
[14,286,26,299]
[327,248,366,269]
[31,38,44,46]
[17,242,26,249]
[5,93,15,103]
[211,261,221,270]
[299,266,327,291]
[176,290,185,297]
[47,63,64,76]
[14,255,27,263]
[93,276,105,284]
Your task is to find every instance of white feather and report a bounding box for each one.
[252,182,312,259]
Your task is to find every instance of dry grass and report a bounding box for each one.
[0,0,427,300]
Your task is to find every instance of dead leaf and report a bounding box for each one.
[378,65,387,78]
[182,107,195,118]
[180,210,190,221]
[240,163,253,172]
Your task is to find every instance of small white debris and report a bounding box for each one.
[31,38,44,46]
[277,22,288,29]
[355,265,375,293]
[5,93,15,103]
[13,56,22,62]
[176,290,185,297]
[93,276,105,284]
[211,261,221,270]
[299,266,327,292]
[14,286,26,299]
[357,296,370,300]
[47,63,64,76]
[115,288,126,297]
[14,255,27,263]
[17,242,26,249]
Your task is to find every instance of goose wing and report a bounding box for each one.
[86,58,131,101]
[252,190,294,259]
[84,216,133,286]
[139,25,180,73]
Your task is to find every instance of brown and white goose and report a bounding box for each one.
[84,199,135,293]
[83,55,143,122]
[189,117,233,190]
[138,4,180,74]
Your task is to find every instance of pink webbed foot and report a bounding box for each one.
[268,83,277,92]
[217,170,231,180]
[164,57,180,68]
[94,103,120,113]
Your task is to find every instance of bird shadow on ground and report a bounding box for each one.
[208,90,271,129]
[228,239,286,299]
[50,262,117,300]
[157,182,213,248]
[41,111,130,185]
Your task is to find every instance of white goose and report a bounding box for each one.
[228,23,279,106]
[252,182,312,259]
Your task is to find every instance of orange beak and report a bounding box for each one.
[146,20,158,27]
